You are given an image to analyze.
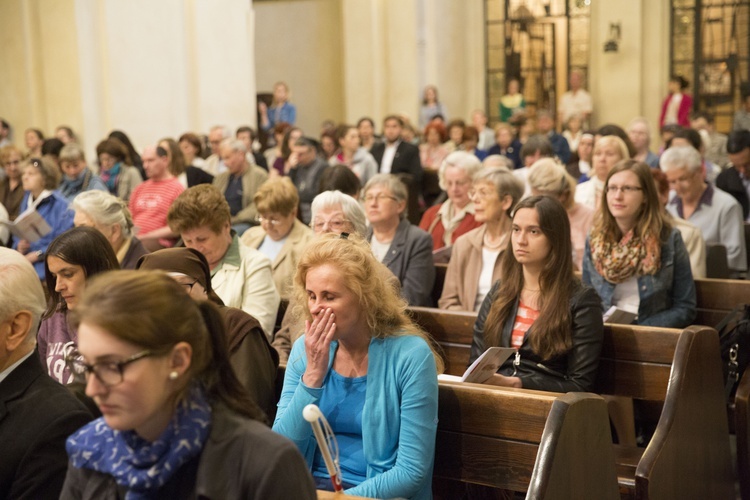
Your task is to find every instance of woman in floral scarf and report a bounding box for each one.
[60,271,316,499]
[582,159,696,327]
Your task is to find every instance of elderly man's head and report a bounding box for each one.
[659,145,704,201]
[220,139,248,175]
[208,125,230,156]
[0,248,46,371]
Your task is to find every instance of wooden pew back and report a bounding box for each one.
[435,382,619,499]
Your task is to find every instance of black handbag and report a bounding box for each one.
[715,304,750,401]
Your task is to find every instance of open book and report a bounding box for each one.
[438,347,516,384]
[603,305,638,324]
[0,207,51,243]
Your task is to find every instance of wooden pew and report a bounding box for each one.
[408,307,736,500]
[435,382,619,499]
[431,263,750,329]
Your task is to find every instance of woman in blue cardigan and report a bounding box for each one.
[273,233,442,500]
[582,159,696,328]
[13,157,74,279]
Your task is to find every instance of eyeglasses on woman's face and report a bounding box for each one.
[255,215,281,226]
[312,217,351,233]
[362,193,398,204]
[605,184,643,195]
[65,350,155,388]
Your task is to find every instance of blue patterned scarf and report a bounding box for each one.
[66,386,212,499]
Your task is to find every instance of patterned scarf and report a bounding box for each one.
[100,162,122,193]
[590,229,661,284]
[66,385,212,499]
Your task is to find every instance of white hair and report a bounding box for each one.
[71,190,133,237]
[209,125,231,139]
[220,138,247,154]
[310,190,367,237]
[659,145,703,174]
[438,151,482,191]
[0,248,46,342]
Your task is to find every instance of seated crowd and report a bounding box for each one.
[1,80,750,499]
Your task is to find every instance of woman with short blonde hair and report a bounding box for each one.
[528,158,594,269]
[241,177,313,298]
[574,135,630,210]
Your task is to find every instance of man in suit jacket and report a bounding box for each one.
[213,138,269,234]
[0,249,92,500]
[370,115,423,186]
[716,130,750,220]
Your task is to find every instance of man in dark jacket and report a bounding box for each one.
[370,115,423,185]
[0,248,92,500]
[716,130,750,220]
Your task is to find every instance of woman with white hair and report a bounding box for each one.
[439,167,524,311]
[528,159,594,270]
[271,190,368,363]
[364,174,435,307]
[575,135,630,210]
[419,151,483,251]
[71,190,148,270]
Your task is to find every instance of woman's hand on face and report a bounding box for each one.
[17,239,30,254]
[302,307,336,388]
[487,373,523,388]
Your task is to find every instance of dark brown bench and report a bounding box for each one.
[409,307,736,500]
[434,382,619,499]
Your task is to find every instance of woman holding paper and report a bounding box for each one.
[273,233,442,500]
[12,157,75,279]
[582,159,696,328]
[470,195,604,393]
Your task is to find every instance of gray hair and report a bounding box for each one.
[473,166,525,217]
[0,248,46,343]
[363,173,409,220]
[71,190,134,237]
[310,190,367,237]
[659,145,703,174]
[438,151,482,191]
[59,143,86,163]
[482,154,514,170]
[210,125,231,139]
[220,138,247,154]
[627,117,651,138]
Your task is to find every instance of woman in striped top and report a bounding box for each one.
[469,195,604,393]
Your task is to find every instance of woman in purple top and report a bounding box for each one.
[37,227,119,384]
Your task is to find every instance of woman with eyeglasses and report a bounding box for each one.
[37,227,120,384]
[12,157,75,279]
[60,271,316,499]
[582,159,696,327]
[419,151,484,251]
[241,177,313,299]
[1,145,25,220]
[470,195,604,392]
[439,166,524,311]
[363,174,435,307]
[166,184,280,338]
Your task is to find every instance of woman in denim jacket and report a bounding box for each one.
[582,159,696,328]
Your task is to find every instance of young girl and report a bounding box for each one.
[38,227,120,383]
[470,195,604,392]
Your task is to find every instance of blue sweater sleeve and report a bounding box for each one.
[345,341,438,500]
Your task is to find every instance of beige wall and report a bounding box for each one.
[589,0,670,137]
[0,0,257,159]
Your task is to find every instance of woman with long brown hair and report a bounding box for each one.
[582,159,696,328]
[470,195,603,392]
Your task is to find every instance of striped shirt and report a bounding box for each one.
[129,178,184,246]
[511,301,539,349]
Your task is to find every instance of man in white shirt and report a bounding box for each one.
[558,70,593,128]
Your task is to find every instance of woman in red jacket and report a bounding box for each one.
[659,75,693,128]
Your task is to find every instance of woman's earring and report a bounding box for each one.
[169,371,179,380]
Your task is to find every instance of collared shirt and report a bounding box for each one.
[211,233,242,277]
[669,182,714,220]
[0,350,33,385]
[380,141,399,174]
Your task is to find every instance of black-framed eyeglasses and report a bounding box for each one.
[65,350,155,387]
